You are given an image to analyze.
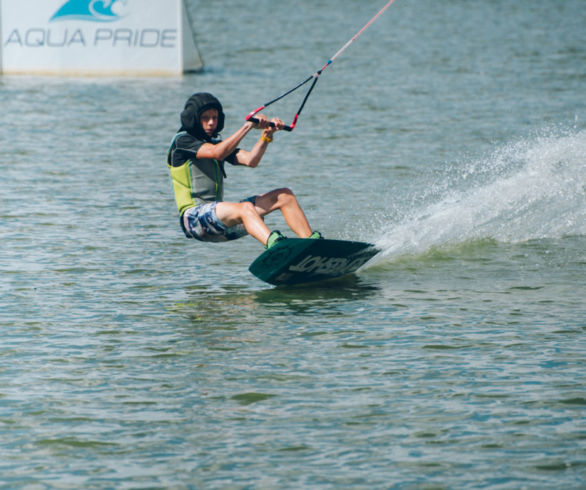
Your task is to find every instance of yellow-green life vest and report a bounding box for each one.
[167,132,227,215]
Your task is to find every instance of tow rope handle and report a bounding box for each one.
[245,112,295,132]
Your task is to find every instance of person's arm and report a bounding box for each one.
[195,121,255,161]
[234,117,284,168]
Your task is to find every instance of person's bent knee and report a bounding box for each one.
[239,201,259,218]
[275,187,296,205]
[217,201,259,227]
[275,187,294,196]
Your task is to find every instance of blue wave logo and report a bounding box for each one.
[50,0,128,23]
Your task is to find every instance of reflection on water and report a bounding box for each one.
[174,275,381,323]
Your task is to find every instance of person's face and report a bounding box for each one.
[200,108,219,136]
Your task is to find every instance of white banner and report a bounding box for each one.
[0,0,203,75]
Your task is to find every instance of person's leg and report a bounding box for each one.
[215,201,271,245]
[254,188,313,238]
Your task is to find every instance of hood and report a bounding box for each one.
[180,92,225,141]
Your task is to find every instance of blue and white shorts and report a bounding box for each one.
[181,197,257,242]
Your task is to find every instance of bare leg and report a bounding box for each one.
[215,201,271,245]
[215,189,313,246]
[254,188,313,238]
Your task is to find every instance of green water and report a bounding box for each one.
[1,0,585,487]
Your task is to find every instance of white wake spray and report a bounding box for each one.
[374,129,586,261]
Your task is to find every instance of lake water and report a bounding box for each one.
[1,0,585,487]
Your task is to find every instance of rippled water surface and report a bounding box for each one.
[1,0,585,487]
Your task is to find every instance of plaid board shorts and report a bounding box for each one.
[181,196,257,242]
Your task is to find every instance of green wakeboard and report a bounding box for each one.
[249,238,379,286]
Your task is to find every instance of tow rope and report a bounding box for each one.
[245,0,398,131]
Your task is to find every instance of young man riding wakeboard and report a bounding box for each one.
[167,93,322,248]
